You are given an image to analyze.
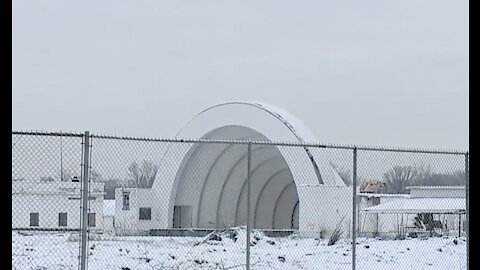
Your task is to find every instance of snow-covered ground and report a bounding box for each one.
[12,227,466,270]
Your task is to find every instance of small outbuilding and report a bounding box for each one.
[360,186,466,237]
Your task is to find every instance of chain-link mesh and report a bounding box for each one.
[11,131,468,270]
[87,137,251,269]
[246,145,355,270]
[355,149,467,270]
[12,131,85,270]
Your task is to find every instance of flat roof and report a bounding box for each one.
[12,181,105,196]
[361,197,465,214]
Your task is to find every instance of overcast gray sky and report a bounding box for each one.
[12,1,468,150]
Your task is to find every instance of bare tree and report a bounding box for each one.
[416,170,465,186]
[103,178,124,199]
[411,164,432,185]
[383,165,419,194]
[90,169,102,182]
[383,164,464,193]
[128,160,159,188]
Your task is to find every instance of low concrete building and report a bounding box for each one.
[113,188,159,235]
[12,180,105,232]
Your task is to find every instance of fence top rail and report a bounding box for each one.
[355,145,467,155]
[90,133,352,149]
[89,133,467,155]
[11,130,467,155]
[12,130,84,137]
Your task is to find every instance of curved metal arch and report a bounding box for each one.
[291,200,299,228]
[214,145,270,228]
[272,182,297,229]
[196,135,258,226]
[253,168,290,227]
[174,141,217,196]
[174,141,233,227]
[176,101,324,184]
[233,156,286,226]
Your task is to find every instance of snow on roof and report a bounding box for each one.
[361,197,465,214]
[12,181,105,196]
[103,200,115,216]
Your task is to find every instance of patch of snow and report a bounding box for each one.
[361,198,465,214]
[12,227,466,270]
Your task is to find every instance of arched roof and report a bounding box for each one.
[172,101,344,186]
[151,102,345,229]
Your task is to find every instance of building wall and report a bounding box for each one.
[114,185,353,236]
[113,186,467,237]
[297,186,352,237]
[12,182,104,231]
[114,188,138,234]
[114,188,161,234]
[103,216,114,233]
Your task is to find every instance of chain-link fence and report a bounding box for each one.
[12,131,468,270]
[354,148,468,270]
[12,131,87,270]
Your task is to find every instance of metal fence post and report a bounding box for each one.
[465,152,469,270]
[352,147,357,270]
[80,131,90,270]
[246,142,252,270]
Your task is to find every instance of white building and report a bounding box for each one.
[114,102,352,237]
[12,180,105,232]
[113,188,158,235]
